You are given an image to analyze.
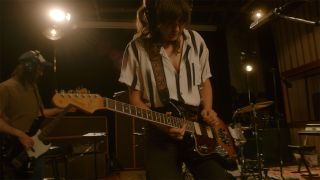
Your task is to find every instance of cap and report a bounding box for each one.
[18,50,52,67]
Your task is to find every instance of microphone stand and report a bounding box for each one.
[271,68,284,179]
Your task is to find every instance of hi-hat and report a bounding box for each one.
[235,101,273,114]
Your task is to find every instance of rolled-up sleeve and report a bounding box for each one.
[197,35,212,82]
[119,42,141,90]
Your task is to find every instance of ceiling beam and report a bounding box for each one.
[77,21,217,31]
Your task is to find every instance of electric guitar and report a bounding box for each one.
[1,107,70,170]
[52,91,237,169]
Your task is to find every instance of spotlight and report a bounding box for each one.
[245,64,253,72]
[251,9,264,21]
[48,9,71,23]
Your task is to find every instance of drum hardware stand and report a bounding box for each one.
[251,104,264,179]
[271,68,285,180]
[231,112,264,180]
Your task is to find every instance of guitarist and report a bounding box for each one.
[119,0,233,179]
[0,50,66,179]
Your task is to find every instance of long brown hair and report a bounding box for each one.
[135,0,192,51]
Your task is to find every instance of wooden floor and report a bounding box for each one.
[267,165,320,180]
[228,165,320,180]
[101,165,320,180]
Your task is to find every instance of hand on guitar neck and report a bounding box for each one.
[156,112,187,140]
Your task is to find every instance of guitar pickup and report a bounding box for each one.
[193,122,202,135]
[206,127,213,139]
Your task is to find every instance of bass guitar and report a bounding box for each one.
[52,91,237,169]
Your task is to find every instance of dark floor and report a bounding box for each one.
[267,165,320,180]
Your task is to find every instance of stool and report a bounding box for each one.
[43,146,69,179]
[288,145,318,177]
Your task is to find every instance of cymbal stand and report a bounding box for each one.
[251,104,263,179]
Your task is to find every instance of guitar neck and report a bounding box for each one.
[104,98,194,133]
[38,108,70,141]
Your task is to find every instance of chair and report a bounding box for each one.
[288,145,318,177]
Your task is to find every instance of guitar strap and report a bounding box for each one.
[147,41,170,105]
[28,85,46,135]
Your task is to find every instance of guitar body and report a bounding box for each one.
[157,100,237,170]
[1,134,28,171]
[27,130,51,158]
[1,130,51,170]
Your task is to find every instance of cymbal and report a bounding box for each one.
[235,101,273,114]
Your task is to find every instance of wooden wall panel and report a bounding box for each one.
[271,1,320,130]
[294,23,304,67]
[299,23,311,65]
[313,27,320,60]
[287,79,309,122]
[307,74,320,121]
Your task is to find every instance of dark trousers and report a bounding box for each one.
[144,125,232,180]
[2,157,44,180]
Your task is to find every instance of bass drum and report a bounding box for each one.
[228,123,247,147]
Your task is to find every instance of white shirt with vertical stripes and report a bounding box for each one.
[119,29,212,108]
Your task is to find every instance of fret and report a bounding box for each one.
[152,111,157,122]
[136,108,142,118]
[142,109,147,119]
[130,105,136,116]
[167,117,172,126]
[154,112,159,122]
[107,98,116,110]
[176,117,181,127]
[172,117,177,127]
[116,101,123,112]
[123,103,130,114]
[147,110,152,120]
[160,114,165,124]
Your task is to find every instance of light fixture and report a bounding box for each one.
[49,9,71,23]
[250,0,319,30]
[245,64,253,72]
[43,8,72,89]
[251,9,264,21]
[43,26,63,40]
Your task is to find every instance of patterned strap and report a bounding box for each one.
[148,42,170,105]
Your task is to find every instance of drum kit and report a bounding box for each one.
[228,100,274,179]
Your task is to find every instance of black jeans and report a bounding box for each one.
[144,125,232,180]
[2,157,44,180]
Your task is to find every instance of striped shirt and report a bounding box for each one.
[119,29,212,108]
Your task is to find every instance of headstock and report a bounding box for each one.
[52,90,104,114]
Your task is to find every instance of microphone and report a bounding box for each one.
[250,0,315,29]
[250,8,281,30]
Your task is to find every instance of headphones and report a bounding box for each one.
[144,0,193,27]
[18,50,44,72]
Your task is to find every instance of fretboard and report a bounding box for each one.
[38,107,70,141]
[104,98,194,132]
